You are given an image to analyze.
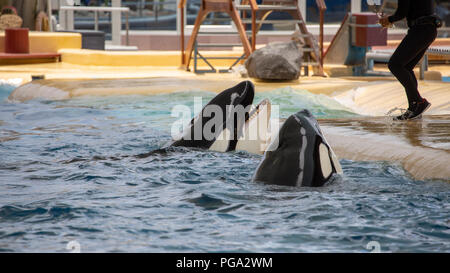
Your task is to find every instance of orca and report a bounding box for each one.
[171,81,343,187]
[252,109,343,187]
[171,80,254,152]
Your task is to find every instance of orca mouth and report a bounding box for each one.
[233,98,272,154]
[245,98,270,124]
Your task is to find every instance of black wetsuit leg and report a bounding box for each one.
[388,24,437,107]
[404,47,428,99]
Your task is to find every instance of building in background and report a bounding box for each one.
[0,0,448,49]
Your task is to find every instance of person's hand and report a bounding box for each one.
[378,16,392,28]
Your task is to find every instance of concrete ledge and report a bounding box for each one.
[0,53,60,65]
[59,49,247,67]
[0,31,82,54]
[60,49,180,66]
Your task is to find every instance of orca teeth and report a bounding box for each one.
[247,99,269,123]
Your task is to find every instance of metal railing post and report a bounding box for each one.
[47,0,53,31]
[140,0,145,17]
[155,0,159,23]
[180,1,185,65]
[315,0,326,74]
[94,10,99,31]
[420,54,428,80]
[126,11,130,46]
[111,0,122,46]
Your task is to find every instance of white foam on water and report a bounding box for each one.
[332,86,381,116]
[8,82,70,102]
[260,87,358,118]
[0,78,23,87]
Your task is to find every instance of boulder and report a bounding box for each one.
[245,41,303,80]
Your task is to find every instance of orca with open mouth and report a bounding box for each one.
[171,80,255,152]
[171,81,343,187]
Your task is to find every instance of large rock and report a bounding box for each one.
[245,41,303,80]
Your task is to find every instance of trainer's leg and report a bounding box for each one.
[405,47,428,100]
[388,26,437,106]
[388,32,422,105]
[405,43,436,102]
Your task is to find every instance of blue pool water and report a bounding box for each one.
[443,76,450,83]
[0,83,449,253]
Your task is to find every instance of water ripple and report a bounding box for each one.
[0,85,449,252]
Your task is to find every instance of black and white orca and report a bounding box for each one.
[252,109,342,187]
[172,81,343,187]
[171,80,255,152]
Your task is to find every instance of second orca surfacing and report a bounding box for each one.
[170,81,343,187]
[252,109,343,187]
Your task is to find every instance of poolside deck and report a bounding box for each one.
[320,116,450,181]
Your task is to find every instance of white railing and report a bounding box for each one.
[59,6,130,46]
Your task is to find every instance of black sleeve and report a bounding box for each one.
[388,0,410,23]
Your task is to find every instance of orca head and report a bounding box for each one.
[171,81,255,151]
[252,109,342,187]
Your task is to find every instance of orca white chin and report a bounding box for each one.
[208,128,232,153]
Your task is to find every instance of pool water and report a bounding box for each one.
[0,83,449,252]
